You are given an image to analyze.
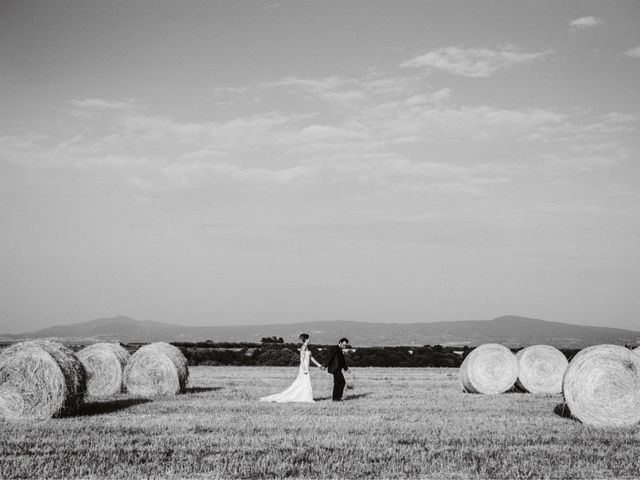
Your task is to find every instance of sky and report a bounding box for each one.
[1,1,640,333]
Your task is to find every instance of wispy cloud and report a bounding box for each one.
[404,88,452,107]
[569,16,602,29]
[2,67,634,200]
[71,98,137,110]
[265,76,369,106]
[624,45,640,58]
[265,74,429,108]
[400,45,552,77]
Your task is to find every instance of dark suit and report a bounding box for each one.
[326,345,348,400]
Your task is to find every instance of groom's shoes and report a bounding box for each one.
[332,399,343,402]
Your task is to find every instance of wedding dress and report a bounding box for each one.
[260,349,315,403]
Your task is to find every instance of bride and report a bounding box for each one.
[260,333,324,403]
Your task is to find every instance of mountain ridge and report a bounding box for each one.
[1,315,639,348]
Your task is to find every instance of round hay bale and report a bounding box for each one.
[460,343,518,394]
[78,343,130,397]
[0,340,86,419]
[516,345,568,394]
[563,344,640,427]
[124,342,189,397]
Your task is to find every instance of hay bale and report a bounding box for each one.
[124,342,189,397]
[78,343,130,397]
[0,340,86,419]
[563,344,640,427]
[0,384,24,418]
[516,345,568,394]
[634,346,640,355]
[460,343,518,394]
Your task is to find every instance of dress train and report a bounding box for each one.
[260,350,315,403]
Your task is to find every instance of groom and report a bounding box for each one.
[326,337,350,401]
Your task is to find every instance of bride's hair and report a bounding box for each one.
[299,333,310,342]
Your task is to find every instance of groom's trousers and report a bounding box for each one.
[332,370,345,400]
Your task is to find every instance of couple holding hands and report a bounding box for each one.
[260,334,351,403]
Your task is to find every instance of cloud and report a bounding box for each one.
[265,75,427,108]
[120,111,311,150]
[541,154,617,175]
[71,98,137,110]
[156,161,317,189]
[0,132,48,150]
[624,46,640,58]
[267,76,348,92]
[569,16,601,28]
[404,88,452,106]
[265,76,369,106]
[603,112,637,123]
[400,46,552,77]
[3,69,633,201]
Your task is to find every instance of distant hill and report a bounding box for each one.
[1,315,639,348]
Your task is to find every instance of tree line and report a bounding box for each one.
[170,342,467,368]
[167,342,587,368]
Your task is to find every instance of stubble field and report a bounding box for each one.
[1,366,639,479]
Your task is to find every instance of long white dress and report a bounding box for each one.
[260,349,315,403]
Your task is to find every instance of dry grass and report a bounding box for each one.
[1,366,639,479]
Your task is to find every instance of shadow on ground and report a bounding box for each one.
[185,386,221,394]
[505,385,528,394]
[77,398,152,417]
[345,392,371,401]
[554,402,578,421]
[315,392,371,401]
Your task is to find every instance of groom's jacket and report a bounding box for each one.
[326,346,347,374]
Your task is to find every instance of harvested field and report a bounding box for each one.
[1,366,639,479]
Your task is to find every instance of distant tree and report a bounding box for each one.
[153,342,464,367]
[261,336,284,343]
